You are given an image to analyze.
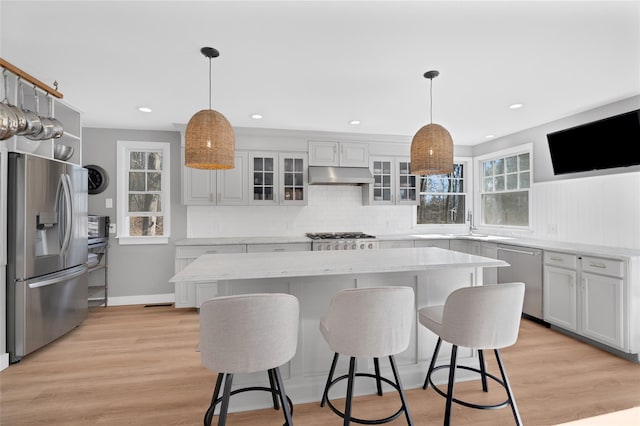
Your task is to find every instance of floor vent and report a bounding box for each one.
[144,303,174,308]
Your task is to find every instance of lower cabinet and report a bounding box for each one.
[544,264,578,331]
[174,242,311,307]
[544,251,626,351]
[174,244,246,308]
[246,242,311,253]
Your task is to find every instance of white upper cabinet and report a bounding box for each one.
[363,156,418,205]
[308,141,368,167]
[249,152,308,206]
[182,151,248,205]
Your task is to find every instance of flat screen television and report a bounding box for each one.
[546,109,640,175]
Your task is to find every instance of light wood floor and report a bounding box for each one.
[1,304,639,425]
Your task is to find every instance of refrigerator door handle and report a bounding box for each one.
[59,174,73,256]
[26,265,88,289]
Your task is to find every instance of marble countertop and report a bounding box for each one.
[175,234,640,260]
[169,246,507,282]
[175,236,312,245]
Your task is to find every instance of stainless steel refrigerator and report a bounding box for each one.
[6,152,88,363]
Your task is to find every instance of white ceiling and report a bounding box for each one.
[1,0,639,145]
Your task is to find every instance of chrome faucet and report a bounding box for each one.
[467,210,477,234]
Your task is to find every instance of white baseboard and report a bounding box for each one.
[106,293,174,307]
[0,352,9,371]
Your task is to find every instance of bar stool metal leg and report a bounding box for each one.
[321,352,340,407]
[444,346,458,426]
[273,367,294,426]
[478,349,488,392]
[495,349,522,426]
[389,355,414,426]
[374,357,383,396]
[268,368,281,410]
[218,373,234,426]
[204,373,225,426]
[423,337,442,390]
[344,357,357,426]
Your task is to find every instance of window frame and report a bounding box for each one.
[116,140,171,245]
[413,156,473,232]
[474,143,533,234]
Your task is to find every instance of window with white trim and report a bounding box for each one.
[478,145,531,228]
[416,160,470,225]
[116,141,171,245]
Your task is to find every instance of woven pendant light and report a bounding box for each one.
[185,47,235,170]
[410,70,453,175]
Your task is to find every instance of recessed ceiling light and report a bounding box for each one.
[349,120,361,125]
[250,113,263,120]
[509,103,524,109]
[138,106,152,113]
[485,134,495,138]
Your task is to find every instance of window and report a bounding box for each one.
[116,141,171,244]
[416,161,468,225]
[478,145,531,228]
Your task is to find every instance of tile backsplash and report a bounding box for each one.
[187,185,415,237]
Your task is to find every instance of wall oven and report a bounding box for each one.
[88,215,110,246]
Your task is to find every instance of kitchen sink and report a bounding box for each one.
[410,233,515,241]
[409,234,452,239]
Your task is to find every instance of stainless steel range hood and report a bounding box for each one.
[308,166,374,185]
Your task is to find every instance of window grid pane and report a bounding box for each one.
[417,163,466,224]
[480,151,530,228]
[126,148,165,236]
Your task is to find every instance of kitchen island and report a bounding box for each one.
[170,247,508,412]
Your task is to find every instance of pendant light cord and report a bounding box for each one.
[429,77,433,124]
[208,56,212,110]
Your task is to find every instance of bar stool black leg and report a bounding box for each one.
[321,352,340,407]
[344,357,357,426]
[218,373,234,426]
[273,366,294,426]
[423,337,442,389]
[374,357,383,396]
[495,349,522,426]
[389,355,414,426]
[478,349,488,392]
[443,346,458,426]
[268,368,281,410]
[204,373,225,426]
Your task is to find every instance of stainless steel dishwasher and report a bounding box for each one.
[497,244,547,325]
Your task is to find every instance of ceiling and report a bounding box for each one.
[1,0,639,146]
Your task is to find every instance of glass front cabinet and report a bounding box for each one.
[364,156,417,205]
[250,152,308,206]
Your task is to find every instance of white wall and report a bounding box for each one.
[531,172,640,249]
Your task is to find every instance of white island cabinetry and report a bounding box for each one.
[171,247,506,411]
[174,244,246,308]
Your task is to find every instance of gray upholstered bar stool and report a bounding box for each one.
[419,282,525,426]
[199,293,299,426]
[319,286,415,426]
